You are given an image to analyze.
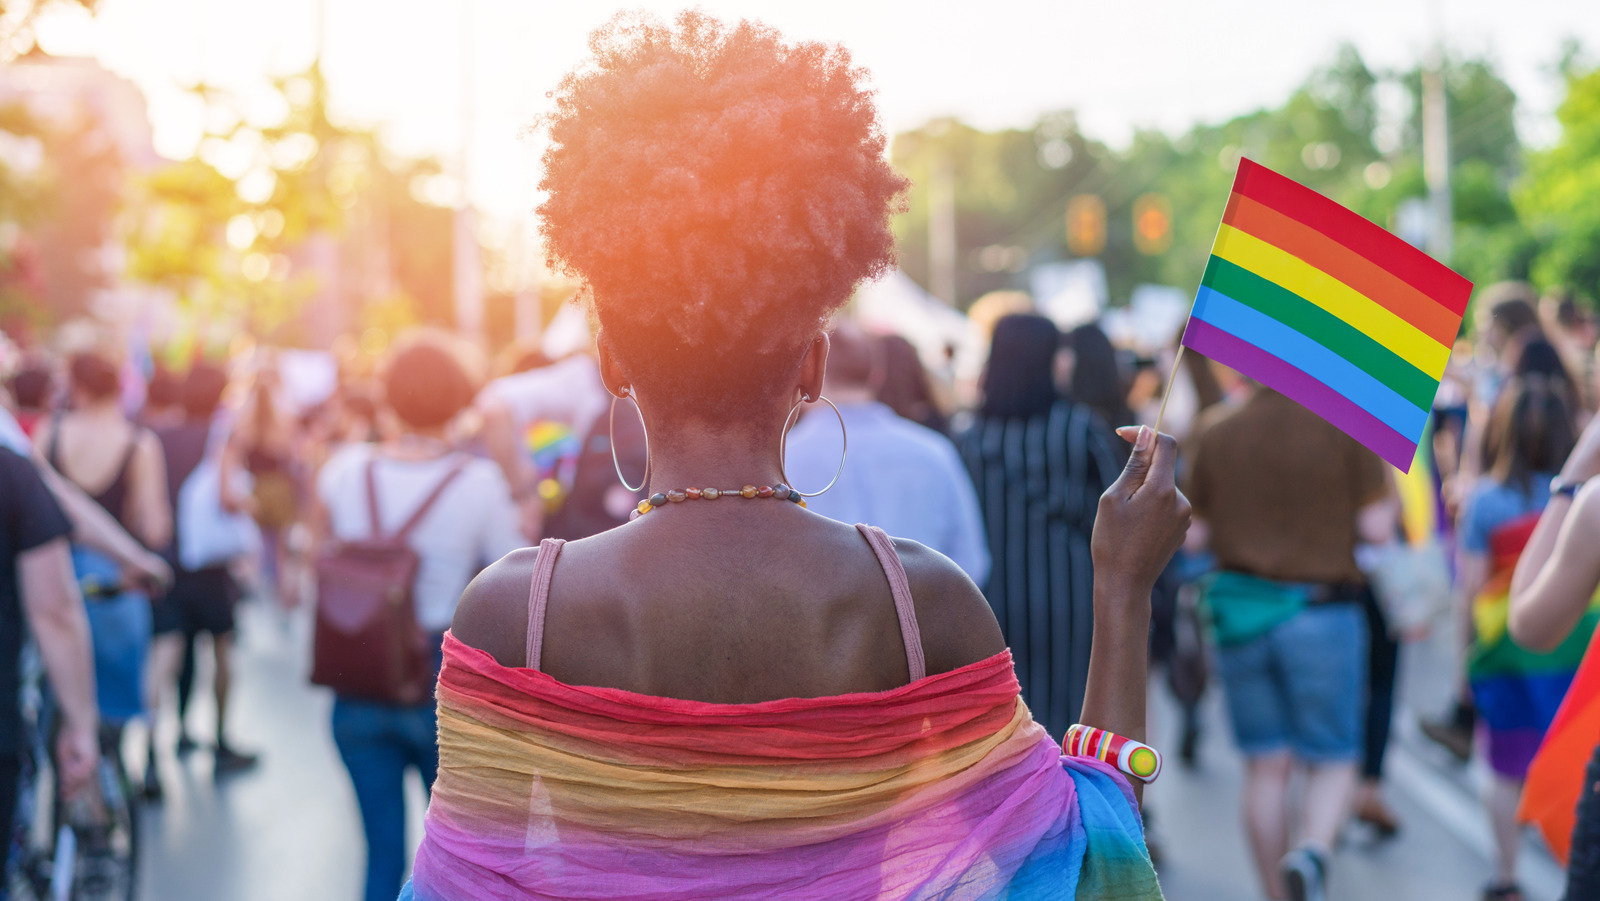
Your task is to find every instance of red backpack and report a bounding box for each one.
[311,457,466,705]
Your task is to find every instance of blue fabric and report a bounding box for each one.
[1190,286,1429,441]
[784,401,990,585]
[333,696,439,901]
[1460,476,1552,553]
[1215,602,1368,761]
[72,546,149,724]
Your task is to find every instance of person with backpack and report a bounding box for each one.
[307,331,523,901]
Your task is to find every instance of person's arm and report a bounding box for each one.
[31,456,172,589]
[216,436,255,516]
[126,430,172,552]
[1509,416,1600,650]
[17,537,99,797]
[1080,427,1191,803]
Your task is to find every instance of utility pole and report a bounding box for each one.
[929,154,957,305]
[1421,48,1452,263]
[452,0,484,344]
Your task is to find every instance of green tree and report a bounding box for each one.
[1517,65,1600,303]
[125,63,456,344]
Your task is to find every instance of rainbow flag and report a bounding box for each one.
[1180,159,1472,472]
[1467,513,1599,782]
[1522,633,1600,864]
[408,634,1164,900]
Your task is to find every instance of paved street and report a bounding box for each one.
[133,600,1567,900]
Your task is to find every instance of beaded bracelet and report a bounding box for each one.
[1063,724,1163,785]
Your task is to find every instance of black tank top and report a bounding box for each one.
[48,415,142,526]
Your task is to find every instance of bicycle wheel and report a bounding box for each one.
[57,728,138,901]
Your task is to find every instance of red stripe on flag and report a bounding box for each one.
[1230,159,1472,317]
[1222,193,1462,346]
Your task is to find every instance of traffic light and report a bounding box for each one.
[1133,193,1172,255]
[1065,195,1106,257]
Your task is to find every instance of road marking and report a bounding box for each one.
[1387,744,1565,900]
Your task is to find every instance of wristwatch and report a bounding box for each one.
[1551,476,1589,499]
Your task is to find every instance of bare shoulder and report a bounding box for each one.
[450,546,542,668]
[891,537,1005,676]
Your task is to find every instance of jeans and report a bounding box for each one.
[332,696,439,901]
[1216,601,1368,762]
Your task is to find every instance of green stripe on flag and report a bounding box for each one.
[1201,256,1440,410]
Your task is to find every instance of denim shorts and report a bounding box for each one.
[1215,601,1368,762]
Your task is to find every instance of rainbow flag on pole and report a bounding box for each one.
[1180,159,1473,472]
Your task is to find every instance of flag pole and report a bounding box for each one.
[1152,345,1186,436]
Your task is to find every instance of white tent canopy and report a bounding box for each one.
[852,270,986,389]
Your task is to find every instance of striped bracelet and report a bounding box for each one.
[1063,724,1164,785]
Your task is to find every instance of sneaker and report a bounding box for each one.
[1419,716,1473,763]
[1280,846,1327,901]
[1354,794,1401,839]
[213,743,260,775]
[175,733,198,757]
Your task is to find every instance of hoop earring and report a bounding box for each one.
[779,394,847,498]
[610,387,650,492]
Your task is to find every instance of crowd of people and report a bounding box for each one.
[0,14,1597,901]
[3,281,1600,901]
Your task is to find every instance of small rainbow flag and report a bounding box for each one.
[1180,159,1473,472]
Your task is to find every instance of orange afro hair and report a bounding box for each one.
[538,11,908,416]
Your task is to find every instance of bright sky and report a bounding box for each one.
[35,0,1600,219]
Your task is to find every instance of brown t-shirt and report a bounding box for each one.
[1185,388,1390,584]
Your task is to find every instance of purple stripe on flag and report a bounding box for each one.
[1182,318,1417,471]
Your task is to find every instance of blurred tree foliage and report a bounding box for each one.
[0,97,122,333]
[1517,64,1600,302]
[124,63,455,346]
[0,0,97,61]
[892,43,1600,312]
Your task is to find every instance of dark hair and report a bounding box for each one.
[1490,296,1540,338]
[981,314,1060,419]
[144,366,181,410]
[1553,293,1585,330]
[537,12,907,418]
[182,363,228,421]
[1064,323,1133,429]
[68,352,119,401]
[1485,374,1576,495]
[381,333,476,431]
[1509,337,1579,400]
[825,323,875,388]
[8,362,53,410]
[874,334,947,433]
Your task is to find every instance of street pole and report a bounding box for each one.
[1421,50,1452,264]
[929,155,957,305]
[452,0,485,345]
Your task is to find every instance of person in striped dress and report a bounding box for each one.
[958,313,1122,740]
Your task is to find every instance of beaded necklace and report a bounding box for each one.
[630,484,806,520]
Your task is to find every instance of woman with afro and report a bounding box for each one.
[405,12,1184,900]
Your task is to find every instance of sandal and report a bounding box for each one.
[1481,882,1525,901]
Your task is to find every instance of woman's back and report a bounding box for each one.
[455,505,1001,704]
[46,413,141,519]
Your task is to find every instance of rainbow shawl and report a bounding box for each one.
[1468,512,1600,779]
[409,633,1163,900]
